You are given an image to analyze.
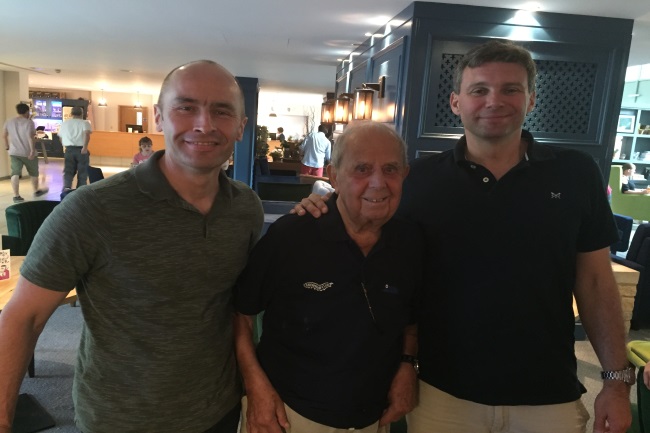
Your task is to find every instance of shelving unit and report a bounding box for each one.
[612,107,650,186]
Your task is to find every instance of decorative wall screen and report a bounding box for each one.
[433,53,598,134]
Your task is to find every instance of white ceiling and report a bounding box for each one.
[1,0,650,98]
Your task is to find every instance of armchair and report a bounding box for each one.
[609,165,650,221]
[611,223,650,329]
[3,200,60,378]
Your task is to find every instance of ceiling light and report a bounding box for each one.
[98,89,107,107]
[269,106,277,117]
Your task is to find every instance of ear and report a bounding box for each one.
[327,165,338,191]
[450,92,461,115]
[237,116,248,141]
[526,91,536,114]
[154,104,164,132]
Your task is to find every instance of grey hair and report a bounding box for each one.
[331,121,407,169]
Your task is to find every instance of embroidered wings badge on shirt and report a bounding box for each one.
[551,192,561,199]
[303,282,334,292]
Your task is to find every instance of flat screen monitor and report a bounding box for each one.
[125,124,143,133]
[33,118,62,133]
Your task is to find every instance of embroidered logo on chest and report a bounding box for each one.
[303,282,334,292]
[551,192,561,199]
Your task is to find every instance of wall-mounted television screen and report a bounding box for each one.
[33,118,62,133]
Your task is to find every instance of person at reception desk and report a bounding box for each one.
[0,60,262,433]
[58,106,91,191]
[621,163,650,194]
[299,124,331,177]
[234,121,422,433]
[296,40,632,433]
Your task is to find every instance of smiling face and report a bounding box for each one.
[328,126,409,232]
[154,61,247,175]
[450,62,535,145]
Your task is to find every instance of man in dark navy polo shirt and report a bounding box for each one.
[234,121,423,433]
[297,40,632,433]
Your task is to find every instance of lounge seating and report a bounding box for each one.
[609,165,650,221]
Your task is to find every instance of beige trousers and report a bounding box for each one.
[406,380,589,433]
[241,396,389,433]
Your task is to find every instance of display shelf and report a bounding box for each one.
[612,107,650,188]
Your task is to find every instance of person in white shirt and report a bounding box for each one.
[58,106,92,191]
[300,124,331,177]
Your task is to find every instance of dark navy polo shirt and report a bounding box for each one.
[398,131,618,406]
[235,195,423,428]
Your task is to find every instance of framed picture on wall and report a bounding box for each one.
[617,115,636,133]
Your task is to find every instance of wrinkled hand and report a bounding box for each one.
[379,364,418,427]
[592,382,631,433]
[245,388,290,433]
[291,192,331,217]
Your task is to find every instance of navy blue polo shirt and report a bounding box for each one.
[398,131,618,406]
[235,195,423,428]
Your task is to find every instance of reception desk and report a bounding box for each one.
[88,131,165,167]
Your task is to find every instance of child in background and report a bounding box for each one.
[132,136,154,167]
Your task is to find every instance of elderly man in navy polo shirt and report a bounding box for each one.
[234,121,423,433]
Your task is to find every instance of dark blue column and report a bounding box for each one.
[234,77,259,187]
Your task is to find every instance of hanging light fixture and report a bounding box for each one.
[352,76,386,121]
[97,89,107,107]
[321,99,335,124]
[133,91,142,109]
[334,93,353,124]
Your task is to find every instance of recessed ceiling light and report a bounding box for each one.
[120,69,133,73]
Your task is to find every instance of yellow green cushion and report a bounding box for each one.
[627,340,650,367]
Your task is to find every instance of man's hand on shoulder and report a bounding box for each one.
[291,192,331,217]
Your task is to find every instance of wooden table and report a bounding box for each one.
[0,257,78,311]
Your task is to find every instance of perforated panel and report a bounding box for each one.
[434,54,597,134]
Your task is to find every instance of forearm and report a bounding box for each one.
[233,313,275,393]
[574,250,628,372]
[0,311,42,427]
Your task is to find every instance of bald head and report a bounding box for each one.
[157,60,245,116]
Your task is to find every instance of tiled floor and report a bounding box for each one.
[0,158,126,236]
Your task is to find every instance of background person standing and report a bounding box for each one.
[300,124,331,177]
[2,102,49,202]
[58,106,91,191]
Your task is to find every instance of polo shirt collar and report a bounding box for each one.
[453,129,556,166]
[318,193,397,252]
[133,149,235,211]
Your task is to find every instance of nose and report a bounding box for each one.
[484,90,503,108]
[194,108,217,133]
[368,169,387,188]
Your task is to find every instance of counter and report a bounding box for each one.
[87,131,165,167]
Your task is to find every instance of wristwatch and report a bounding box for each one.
[600,366,635,385]
[401,354,419,375]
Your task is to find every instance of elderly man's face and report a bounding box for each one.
[329,129,409,230]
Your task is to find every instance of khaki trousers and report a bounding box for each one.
[241,396,389,433]
[406,380,589,433]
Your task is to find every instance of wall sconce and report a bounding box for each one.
[321,100,334,124]
[98,89,107,107]
[334,93,353,124]
[352,76,386,121]
[134,91,142,109]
